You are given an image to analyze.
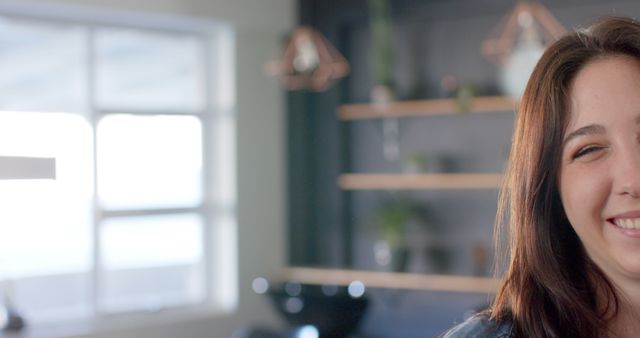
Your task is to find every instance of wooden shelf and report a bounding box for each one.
[278,267,500,294]
[338,95,516,120]
[338,173,502,190]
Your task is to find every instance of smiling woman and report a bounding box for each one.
[558,55,640,336]
[443,16,640,338]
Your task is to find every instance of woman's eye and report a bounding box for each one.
[573,145,601,159]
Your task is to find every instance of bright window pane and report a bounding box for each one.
[0,18,88,113]
[12,273,92,324]
[0,112,93,278]
[100,214,203,269]
[97,114,203,210]
[95,28,205,112]
[100,214,205,312]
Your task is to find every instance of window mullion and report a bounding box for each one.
[87,25,103,318]
[100,206,204,219]
[95,109,207,117]
[201,34,214,306]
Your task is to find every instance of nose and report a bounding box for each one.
[613,148,640,198]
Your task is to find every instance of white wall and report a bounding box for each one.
[0,0,294,337]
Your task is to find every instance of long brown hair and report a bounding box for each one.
[490,17,640,337]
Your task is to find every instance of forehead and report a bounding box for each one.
[567,55,640,128]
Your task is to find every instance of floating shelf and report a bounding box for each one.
[338,173,503,190]
[278,267,500,294]
[338,95,516,120]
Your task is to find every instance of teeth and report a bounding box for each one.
[615,218,640,229]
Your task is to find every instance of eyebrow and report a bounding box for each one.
[562,124,606,146]
[562,114,640,146]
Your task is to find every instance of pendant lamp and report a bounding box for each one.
[482,1,566,97]
[264,26,350,92]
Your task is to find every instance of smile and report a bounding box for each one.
[613,218,640,229]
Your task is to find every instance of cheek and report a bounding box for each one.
[559,165,609,230]
[560,166,609,223]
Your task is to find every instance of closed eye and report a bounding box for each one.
[573,145,603,159]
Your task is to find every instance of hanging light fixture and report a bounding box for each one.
[482,1,566,98]
[264,26,350,92]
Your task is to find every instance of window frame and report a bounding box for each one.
[0,4,237,332]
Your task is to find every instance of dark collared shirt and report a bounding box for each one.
[441,313,513,338]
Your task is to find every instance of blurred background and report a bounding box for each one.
[0,0,635,338]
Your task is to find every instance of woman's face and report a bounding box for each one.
[559,55,640,286]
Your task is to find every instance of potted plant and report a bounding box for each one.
[368,0,394,101]
[402,152,429,173]
[372,198,426,272]
[369,0,402,161]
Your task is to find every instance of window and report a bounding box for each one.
[0,12,235,325]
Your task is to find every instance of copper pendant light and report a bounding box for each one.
[482,1,566,64]
[264,26,350,92]
[482,1,566,97]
